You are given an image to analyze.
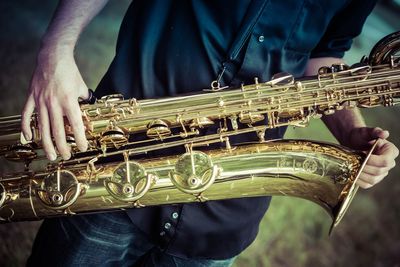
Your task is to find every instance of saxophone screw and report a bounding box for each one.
[188,176,201,188]
[123,184,134,195]
[51,193,64,205]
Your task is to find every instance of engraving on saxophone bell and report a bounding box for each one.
[333,162,353,184]
[105,158,156,204]
[302,158,318,173]
[169,150,220,195]
[0,31,399,231]
[36,169,82,211]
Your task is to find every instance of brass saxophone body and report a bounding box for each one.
[0,31,399,232]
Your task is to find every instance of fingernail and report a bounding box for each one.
[48,153,57,161]
[63,153,71,160]
[383,130,390,138]
[378,130,388,136]
[23,132,32,141]
[79,142,88,152]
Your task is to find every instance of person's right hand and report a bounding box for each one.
[21,50,89,161]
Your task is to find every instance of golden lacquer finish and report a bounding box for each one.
[0,31,399,232]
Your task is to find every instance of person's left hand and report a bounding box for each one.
[345,127,399,189]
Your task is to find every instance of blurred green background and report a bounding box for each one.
[0,1,399,266]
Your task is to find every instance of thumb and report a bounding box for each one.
[350,127,389,150]
[370,127,389,140]
[79,85,90,101]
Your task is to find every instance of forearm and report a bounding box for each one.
[304,57,366,146]
[22,0,109,159]
[322,109,366,146]
[39,0,109,57]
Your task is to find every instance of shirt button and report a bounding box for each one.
[258,35,265,43]
[172,212,179,219]
[164,222,172,230]
[160,231,166,236]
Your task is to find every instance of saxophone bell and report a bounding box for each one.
[369,31,400,66]
[329,139,379,234]
[0,32,399,234]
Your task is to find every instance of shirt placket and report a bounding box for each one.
[158,205,182,250]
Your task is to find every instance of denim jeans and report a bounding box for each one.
[27,212,235,267]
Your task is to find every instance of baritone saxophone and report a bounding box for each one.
[0,31,399,232]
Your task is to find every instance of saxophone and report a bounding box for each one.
[0,31,399,233]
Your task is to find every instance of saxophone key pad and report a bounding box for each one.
[99,126,128,148]
[146,119,171,139]
[4,143,37,162]
[170,151,220,194]
[36,169,81,211]
[105,161,156,202]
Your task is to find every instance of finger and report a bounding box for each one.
[357,127,389,146]
[38,101,57,161]
[21,94,35,141]
[358,171,387,188]
[349,127,383,150]
[49,103,71,160]
[356,179,374,189]
[366,154,396,168]
[366,142,399,168]
[370,127,389,140]
[376,140,400,158]
[65,100,87,152]
[362,164,393,176]
[78,85,90,101]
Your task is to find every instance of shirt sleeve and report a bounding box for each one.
[310,0,378,59]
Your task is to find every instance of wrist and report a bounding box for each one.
[38,36,75,62]
[339,127,357,147]
[322,109,366,147]
[37,44,74,65]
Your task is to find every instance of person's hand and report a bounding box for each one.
[21,51,89,161]
[345,127,399,189]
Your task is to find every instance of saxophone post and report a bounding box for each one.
[0,31,399,233]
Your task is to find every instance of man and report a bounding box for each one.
[23,0,398,266]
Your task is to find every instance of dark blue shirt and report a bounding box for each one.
[96,0,376,259]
